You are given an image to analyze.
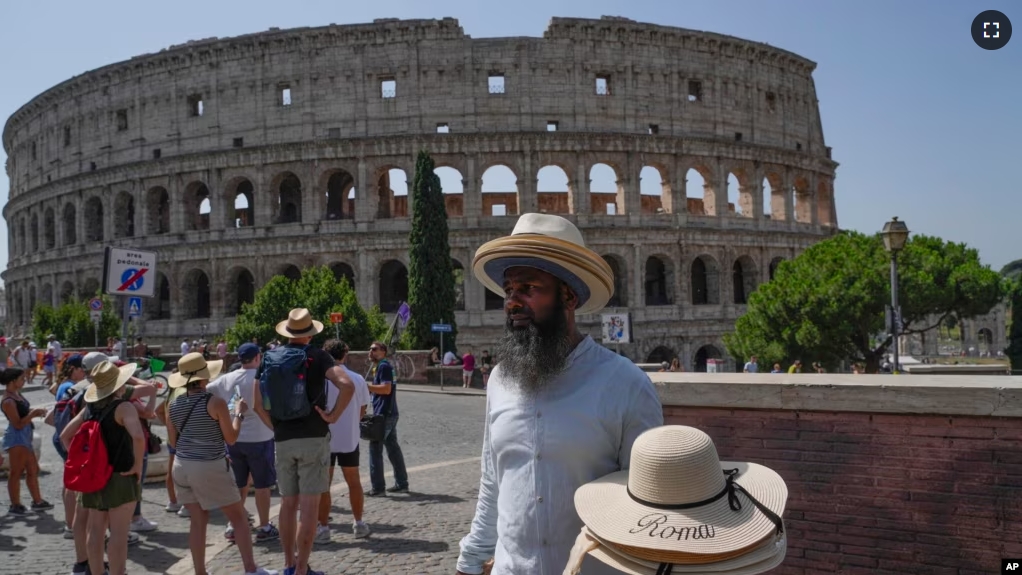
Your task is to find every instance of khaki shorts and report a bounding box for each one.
[173,457,241,511]
[275,436,330,496]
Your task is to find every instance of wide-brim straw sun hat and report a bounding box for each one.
[472,213,614,315]
[168,352,224,389]
[574,426,787,566]
[275,307,325,339]
[85,361,137,403]
[564,526,786,575]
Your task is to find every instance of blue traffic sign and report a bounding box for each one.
[88,298,103,311]
[431,323,452,333]
[120,268,146,292]
[128,297,143,318]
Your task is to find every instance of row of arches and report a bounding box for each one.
[6,252,787,327]
[9,158,834,257]
[646,344,724,373]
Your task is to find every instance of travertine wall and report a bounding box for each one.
[2,16,839,368]
[653,373,1022,574]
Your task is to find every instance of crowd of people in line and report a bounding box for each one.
[0,307,410,575]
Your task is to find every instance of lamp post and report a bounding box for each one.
[881,216,910,373]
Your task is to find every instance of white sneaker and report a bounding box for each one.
[165,502,182,513]
[177,506,190,518]
[243,568,279,575]
[63,525,74,539]
[353,521,371,539]
[313,524,331,544]
[130,516,158,532]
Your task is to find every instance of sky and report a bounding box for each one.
[2,0,1019,285]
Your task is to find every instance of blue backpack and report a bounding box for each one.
[259,345,314,421]
[52,386,86,457]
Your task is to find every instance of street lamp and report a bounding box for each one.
[881,216,910,373]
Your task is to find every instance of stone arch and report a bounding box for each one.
[536,165,571,215]
[589,162,621,215]
[182,269,211,318]
[28,285,37,315]
[452,258,466,311]
[602,254,628,308]
[732,255,759,304]
[644,255,673,306]
[691,254,721,305]
[82,277,100,298]
[323,169,355,220]
[817,178,836,226]
[375,167,409,219]
[273,172,302,224]
[768,257,785,281]
[725,167,752,217]
[640,164,670,214]
[684,164,717,216]
[227,178,255,228]
[61,202,77,245]
[113,191,135,238]
[330,262,355,289]
[146,187,171,234]
[83,196,104,242]
[793,175,811,223]
[977,327,994,355]
[378,259,408,313]
[226,267,256,317]
[279,264,302,282]
[59,281,75,304]
[147,272,171,320]
[44,207,55,249]
[29,213,38,253]
[435,166,465,217]
[480,164,518,217]
[694,344,723,372]
[764,171,786,220]
[646,345,675,365]
[40,284,52,308]
[184,181,211,231]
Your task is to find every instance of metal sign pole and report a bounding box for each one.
[439,328,445,391]
[94,320,99,349]
[120,296,130,360]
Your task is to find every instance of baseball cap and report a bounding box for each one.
[65,354,84,368]
[83,351,119,372]
[237,343,260,362]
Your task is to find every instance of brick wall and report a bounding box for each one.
[662,406,1022,574]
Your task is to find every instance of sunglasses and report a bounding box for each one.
[369,347,380,352]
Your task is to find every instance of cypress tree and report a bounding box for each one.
[405,149,458,352]
[1008,280,1022,373]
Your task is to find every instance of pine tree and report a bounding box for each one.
[405,150,458,352]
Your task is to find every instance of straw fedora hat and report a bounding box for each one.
[574,426,787,562]
[168,352,224,389]
[472,213,614,315]
[275,307,324,339]
[85,361,137,403]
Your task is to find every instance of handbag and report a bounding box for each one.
[359,414,385,442]
[144,420,163,454]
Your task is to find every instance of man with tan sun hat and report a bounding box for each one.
[456,213,663,575]
[254,308,355,575]
[564,426,788,575]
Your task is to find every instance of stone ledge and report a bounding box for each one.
[650,373,1022,417]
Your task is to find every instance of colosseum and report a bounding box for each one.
[3,16,839,371]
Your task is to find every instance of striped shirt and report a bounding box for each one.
[169,392,224,461]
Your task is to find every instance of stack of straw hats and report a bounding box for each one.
[564,426,788,575]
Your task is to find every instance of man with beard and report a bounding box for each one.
[456,213,664,575]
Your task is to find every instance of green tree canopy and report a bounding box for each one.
[225,266,388,351]
[33,296,122,348]
[403,149,459,353]
[724,230,1005,373]
[1001,259,1022,282]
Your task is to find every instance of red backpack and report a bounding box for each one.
[63,401,121,493]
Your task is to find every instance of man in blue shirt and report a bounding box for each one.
[366,341,408,497]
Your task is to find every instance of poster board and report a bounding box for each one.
[601,313,631,344]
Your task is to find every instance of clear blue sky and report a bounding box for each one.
[2,0,1019,283]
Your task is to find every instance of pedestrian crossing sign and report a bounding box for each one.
[128,297,142,318]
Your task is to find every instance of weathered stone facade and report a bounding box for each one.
[2,16,838,370]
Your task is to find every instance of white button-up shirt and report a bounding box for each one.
[457,335,664,575]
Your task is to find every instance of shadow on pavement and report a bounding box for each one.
[398,491,466,505]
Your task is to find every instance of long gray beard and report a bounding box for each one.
[493,310,573,396]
